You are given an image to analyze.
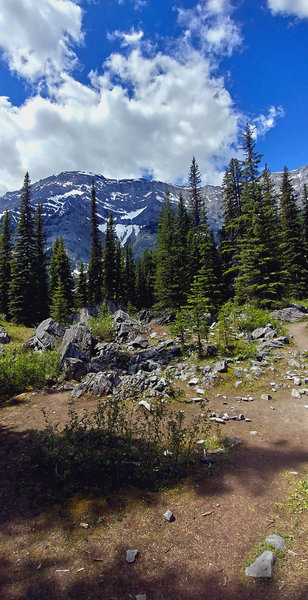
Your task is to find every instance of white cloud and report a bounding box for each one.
[107,28,144,47]
[267,0,308,19]
[252,105,285,137]
[177,0,242,57]
[0,0,83,81]
[0,47,240,193]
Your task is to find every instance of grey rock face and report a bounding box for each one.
[0,327,9,344]
[271,307,305,322]
[212,360,228,374]
[63,358,88,381]
[28,318,66,351]
[126,549,138,563]
[245,551,277,578]
[59,323,93,363]
[71,371,121,397]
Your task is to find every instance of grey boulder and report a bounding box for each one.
[245,551,277,578]
[59,323,93,363]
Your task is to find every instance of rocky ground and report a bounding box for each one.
[0,310,307,600]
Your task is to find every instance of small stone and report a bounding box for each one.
[250,431,258,435]
[305,405,308,408]
[234,380,242,388]
[289,359,300,368]
[266,534,285,550]
[79,522,89,529]
[139,400,152,412]
[245,551,277,578]
[238,413,245,420]
[190,397,203,403]
[188,377,199,386]
[245,418,252,422]
[164,510,175,522]
[196,387,204,395]
[126,550,138,563]
[136,595,147,600]
[291,389,301,399]
[261,393,271,401]
[293,377,301,386]
[210,417,225,424]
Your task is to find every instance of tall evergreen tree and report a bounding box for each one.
[0,210,12,318]
[87,180,102,306]
[188,156,203,227]
[279,166,306,298]
[301,183,308,288]
[135,249,156,309]
[32,201,49,321]
[220,157,243,298]
[173,194,190,306]
[102,212,117,301]
[155,188,179,308]
[50,276,70,325]
[123,244,136,307]
[9,172,36,325]
[49,236,74,312]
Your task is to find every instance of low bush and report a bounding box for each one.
[89,303,114,342]
[30,398,215,498]
[0,347,62,397]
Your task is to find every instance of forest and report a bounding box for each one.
[0,124,307,332]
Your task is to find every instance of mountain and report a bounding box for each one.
[0,165,307,269]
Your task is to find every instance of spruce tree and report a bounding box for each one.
[50,276,70,325]
[102,212,117,301]
[220,157,243,299]
[135,249,156,309]
[9,172,36,325]
[154,188,178,308]
[123,245,136,307]
[173,194,190,306]
[0,210,12,318]
[301,183,308,289]
[32,201,49,321]
[49,236,74,313]
[279,166,306,298]
[188,156,203,227]
[87,180,102,306]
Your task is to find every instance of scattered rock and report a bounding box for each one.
[0,327,10,344]
[27,317,66,351]
[271,307,305,322]
[139,400,152,412]
[293,377,301,386]
[136,595,147,600]
[245,551,277,578]
[212,360,227,374]
[71,371,120,397]
[291,388,301,399]
[59,323,93,363]
[126,550,138,563]
[188,377,199,386]
[164,510,175,522]
[266,534,285,550]
[261,394,272,401]
[79,522,89,529]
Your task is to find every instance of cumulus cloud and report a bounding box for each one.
[252,105,285,137]
[0,0,83,81]
[107,28,144,47]
[177,0,242,57]
[267,0,308,19]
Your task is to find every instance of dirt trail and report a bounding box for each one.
[0,322,307,600]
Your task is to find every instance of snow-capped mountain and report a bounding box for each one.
[0,165,307,268]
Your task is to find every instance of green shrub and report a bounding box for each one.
[89,302,114,342]
[0,347,62,397]
[29,398,214,498]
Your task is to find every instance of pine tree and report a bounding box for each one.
[155,188,179,308]
[173,194,190,306]
[188,157,203,227]
[49,236,74,313]
[301,183,308,289]
[220,158,243,298]
[0,210,12,318]
[75,262,88,310]
[87,180,102,306]
[50,276,70,325]
[123,245,136,307]
[9,172,36,325]
[279,166,306,298]
[135,249,156,309]
[32,201,49,321]
[102,212,117,301]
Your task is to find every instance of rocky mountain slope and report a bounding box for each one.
[0,165,307,268]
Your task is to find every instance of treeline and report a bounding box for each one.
[0,124,307,328]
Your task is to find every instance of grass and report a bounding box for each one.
[0,318,35,346]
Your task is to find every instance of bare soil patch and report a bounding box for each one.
[0,322,307,599]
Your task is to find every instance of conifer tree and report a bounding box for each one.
[50,276,70,325]
[75,262,88,310]
[135,249,156,309]
[32,201,49,321]
[102,212,117,300]
[0,210,12,318]
[220,157,243,298]
[188,156,203,227]
[9,172,36,325]
[279,166,306,298]
[123,244,136,307]
[49,236,74,312]
[173,194,190,306]
[115,239,124,303]
[87,180,102,306]
[301,183,308,288]
[155,188,179,308]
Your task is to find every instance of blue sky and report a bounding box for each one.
[0,0,307,194]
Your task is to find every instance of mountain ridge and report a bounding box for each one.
[0,165,307,268]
